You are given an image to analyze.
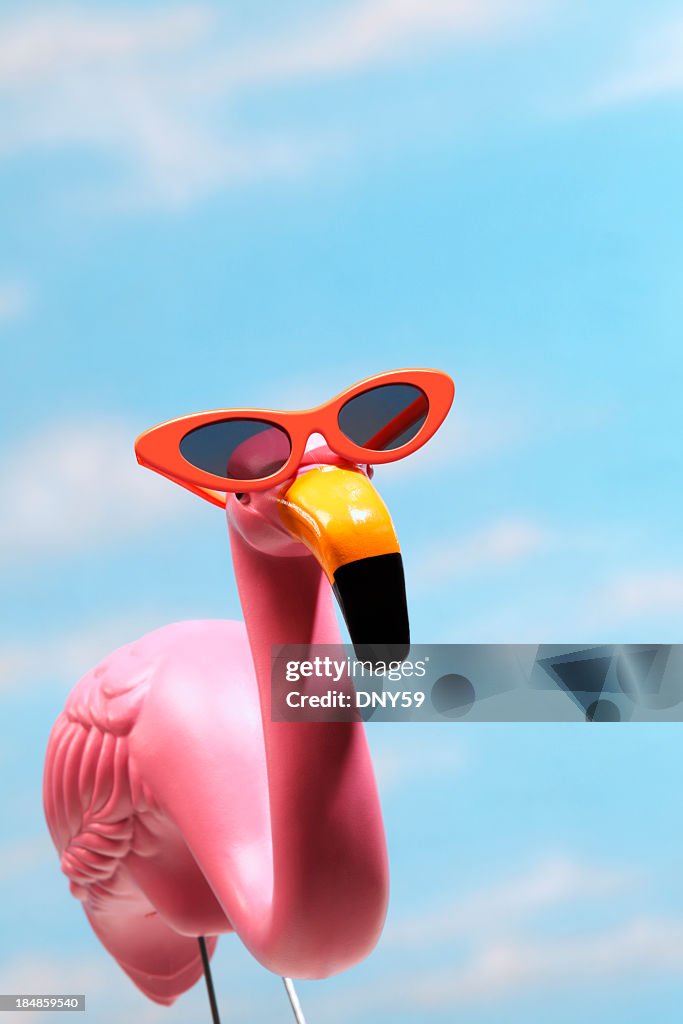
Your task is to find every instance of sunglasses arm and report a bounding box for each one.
[136,458,228,508]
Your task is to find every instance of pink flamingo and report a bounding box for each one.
[43,371,454,1017]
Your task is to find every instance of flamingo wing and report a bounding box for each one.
[42,639,219,1006]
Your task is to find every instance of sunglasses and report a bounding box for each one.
[135,368,455,507]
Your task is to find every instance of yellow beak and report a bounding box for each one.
[277,466,409,661]
[277,466,400,581]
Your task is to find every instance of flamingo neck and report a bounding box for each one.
[228,522,342,703]
[226,522,387,976]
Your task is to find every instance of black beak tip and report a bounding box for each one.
[351,640,411,665]
[332,552,410,667]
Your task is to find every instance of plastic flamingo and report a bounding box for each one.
[43,370,454,1017]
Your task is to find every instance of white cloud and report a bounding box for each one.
[387,854,631,945]
[405,915,683,1007]
[0,7,314,206]
[202,0,546,89]
[413,517,547,587]
[592,569,683,621]
[322,855,675,1018]
[0,280,30,321]
[0,419,189,563]
[0,8,210,86]
[0,1,549,206]
[591,16,683,107]
[0,836,52,881]
[0,612,177,693]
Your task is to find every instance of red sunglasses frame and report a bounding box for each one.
[135,368,455,507]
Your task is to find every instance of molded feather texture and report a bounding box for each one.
[43,638,161,899]
[64,637,152,736]
[43,716,135,900]
[43,644,217,1007]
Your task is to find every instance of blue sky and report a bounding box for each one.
[1,1,683,1021]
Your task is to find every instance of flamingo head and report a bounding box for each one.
[226,434,409,663]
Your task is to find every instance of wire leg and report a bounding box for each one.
[282,977,307,1024]
[198,937,305,1024]
[198,937,221,1024]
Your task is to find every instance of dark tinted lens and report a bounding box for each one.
[338,383,428,452]
[180,418,291,481]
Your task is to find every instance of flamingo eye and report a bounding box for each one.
[235,492,250,504]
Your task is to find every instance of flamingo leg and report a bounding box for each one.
[197,938,307,1024]
[198,937,221,1024]
[282,977,307,1024]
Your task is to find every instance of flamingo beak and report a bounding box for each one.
[277,466,410,663]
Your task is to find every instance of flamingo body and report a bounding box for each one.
[44,613,388,1004]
